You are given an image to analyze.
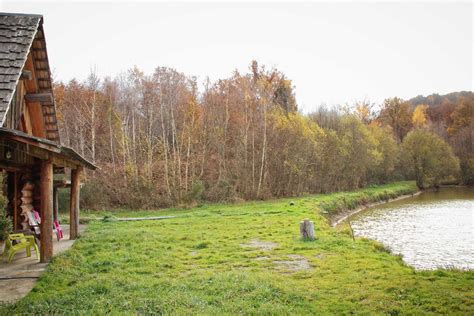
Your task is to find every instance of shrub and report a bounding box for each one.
[81,178,111,210]
[0,191,7,211]
[0,173,11,241]
[0,213,12,241]
[185,181,205,202]
[203,180,238,202]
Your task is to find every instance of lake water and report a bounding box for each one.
[350,187,474,270]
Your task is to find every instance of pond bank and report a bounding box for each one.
[311,182,419,226]
[331,191,421,226]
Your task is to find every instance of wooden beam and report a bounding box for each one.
[25,93,53,104]
[52,156,79,170]
[21,94,33,134]
[0,161,32,172]
[27,101,46,138]
[54,179,70,188]
[26,144,50,160]
[23,53,38,93]
[20,70,33,80]
[40,159,53,262]
[69,166,82,240]
[10,136,60,154]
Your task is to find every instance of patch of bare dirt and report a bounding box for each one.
[240,239,278,251]
[273,254,311,272]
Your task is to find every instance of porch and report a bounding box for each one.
[0,127,95,263]
[0,224,86,303]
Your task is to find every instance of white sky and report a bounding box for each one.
[2,1,473,112]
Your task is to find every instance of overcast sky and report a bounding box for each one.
[2,1,473,112]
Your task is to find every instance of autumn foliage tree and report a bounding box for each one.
[379,97,413,142]
[53,63,471,210]
[447,96,474,184]
[401,129,459,189]
[412,104,429,128]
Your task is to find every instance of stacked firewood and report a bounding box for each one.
[20,181,34,230]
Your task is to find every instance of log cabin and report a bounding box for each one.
[0,13,96,262]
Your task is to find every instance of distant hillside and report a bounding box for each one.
[408,91,473,107]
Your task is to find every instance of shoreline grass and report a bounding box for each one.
[77,181,419,220]
[2,181,472,314]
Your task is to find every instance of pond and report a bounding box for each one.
[350,187,474,270]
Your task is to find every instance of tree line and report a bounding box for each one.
[53,62,473,209]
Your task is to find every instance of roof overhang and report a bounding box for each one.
[0,127,96,170]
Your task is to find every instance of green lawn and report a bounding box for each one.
[2,181,473,314]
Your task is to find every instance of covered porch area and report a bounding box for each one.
[0,127,96,263]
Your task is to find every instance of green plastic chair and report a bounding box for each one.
[2,233,39,263]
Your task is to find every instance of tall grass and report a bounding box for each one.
[317,182,418,216]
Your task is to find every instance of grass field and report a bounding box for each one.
[2,181,473,314]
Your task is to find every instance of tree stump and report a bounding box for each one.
[300,219,315,241]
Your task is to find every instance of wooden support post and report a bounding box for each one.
[40,159,53,262]
[53,186,59,222]
[69,166,82,240]
[300,219,316,241]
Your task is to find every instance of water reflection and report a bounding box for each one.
[351,187,474,270]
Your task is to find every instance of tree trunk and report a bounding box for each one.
[131,110,137,179]
[184,108,195,193]
[257,102,267,199]
[160,92,172,201]
[91,92,96,164]
[170,98,182,200]
[109,105,116,173]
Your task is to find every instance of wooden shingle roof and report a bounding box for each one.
[0,13,41,117]
[0,13,60,143]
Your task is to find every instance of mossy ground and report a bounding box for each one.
[2,181,472,314]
